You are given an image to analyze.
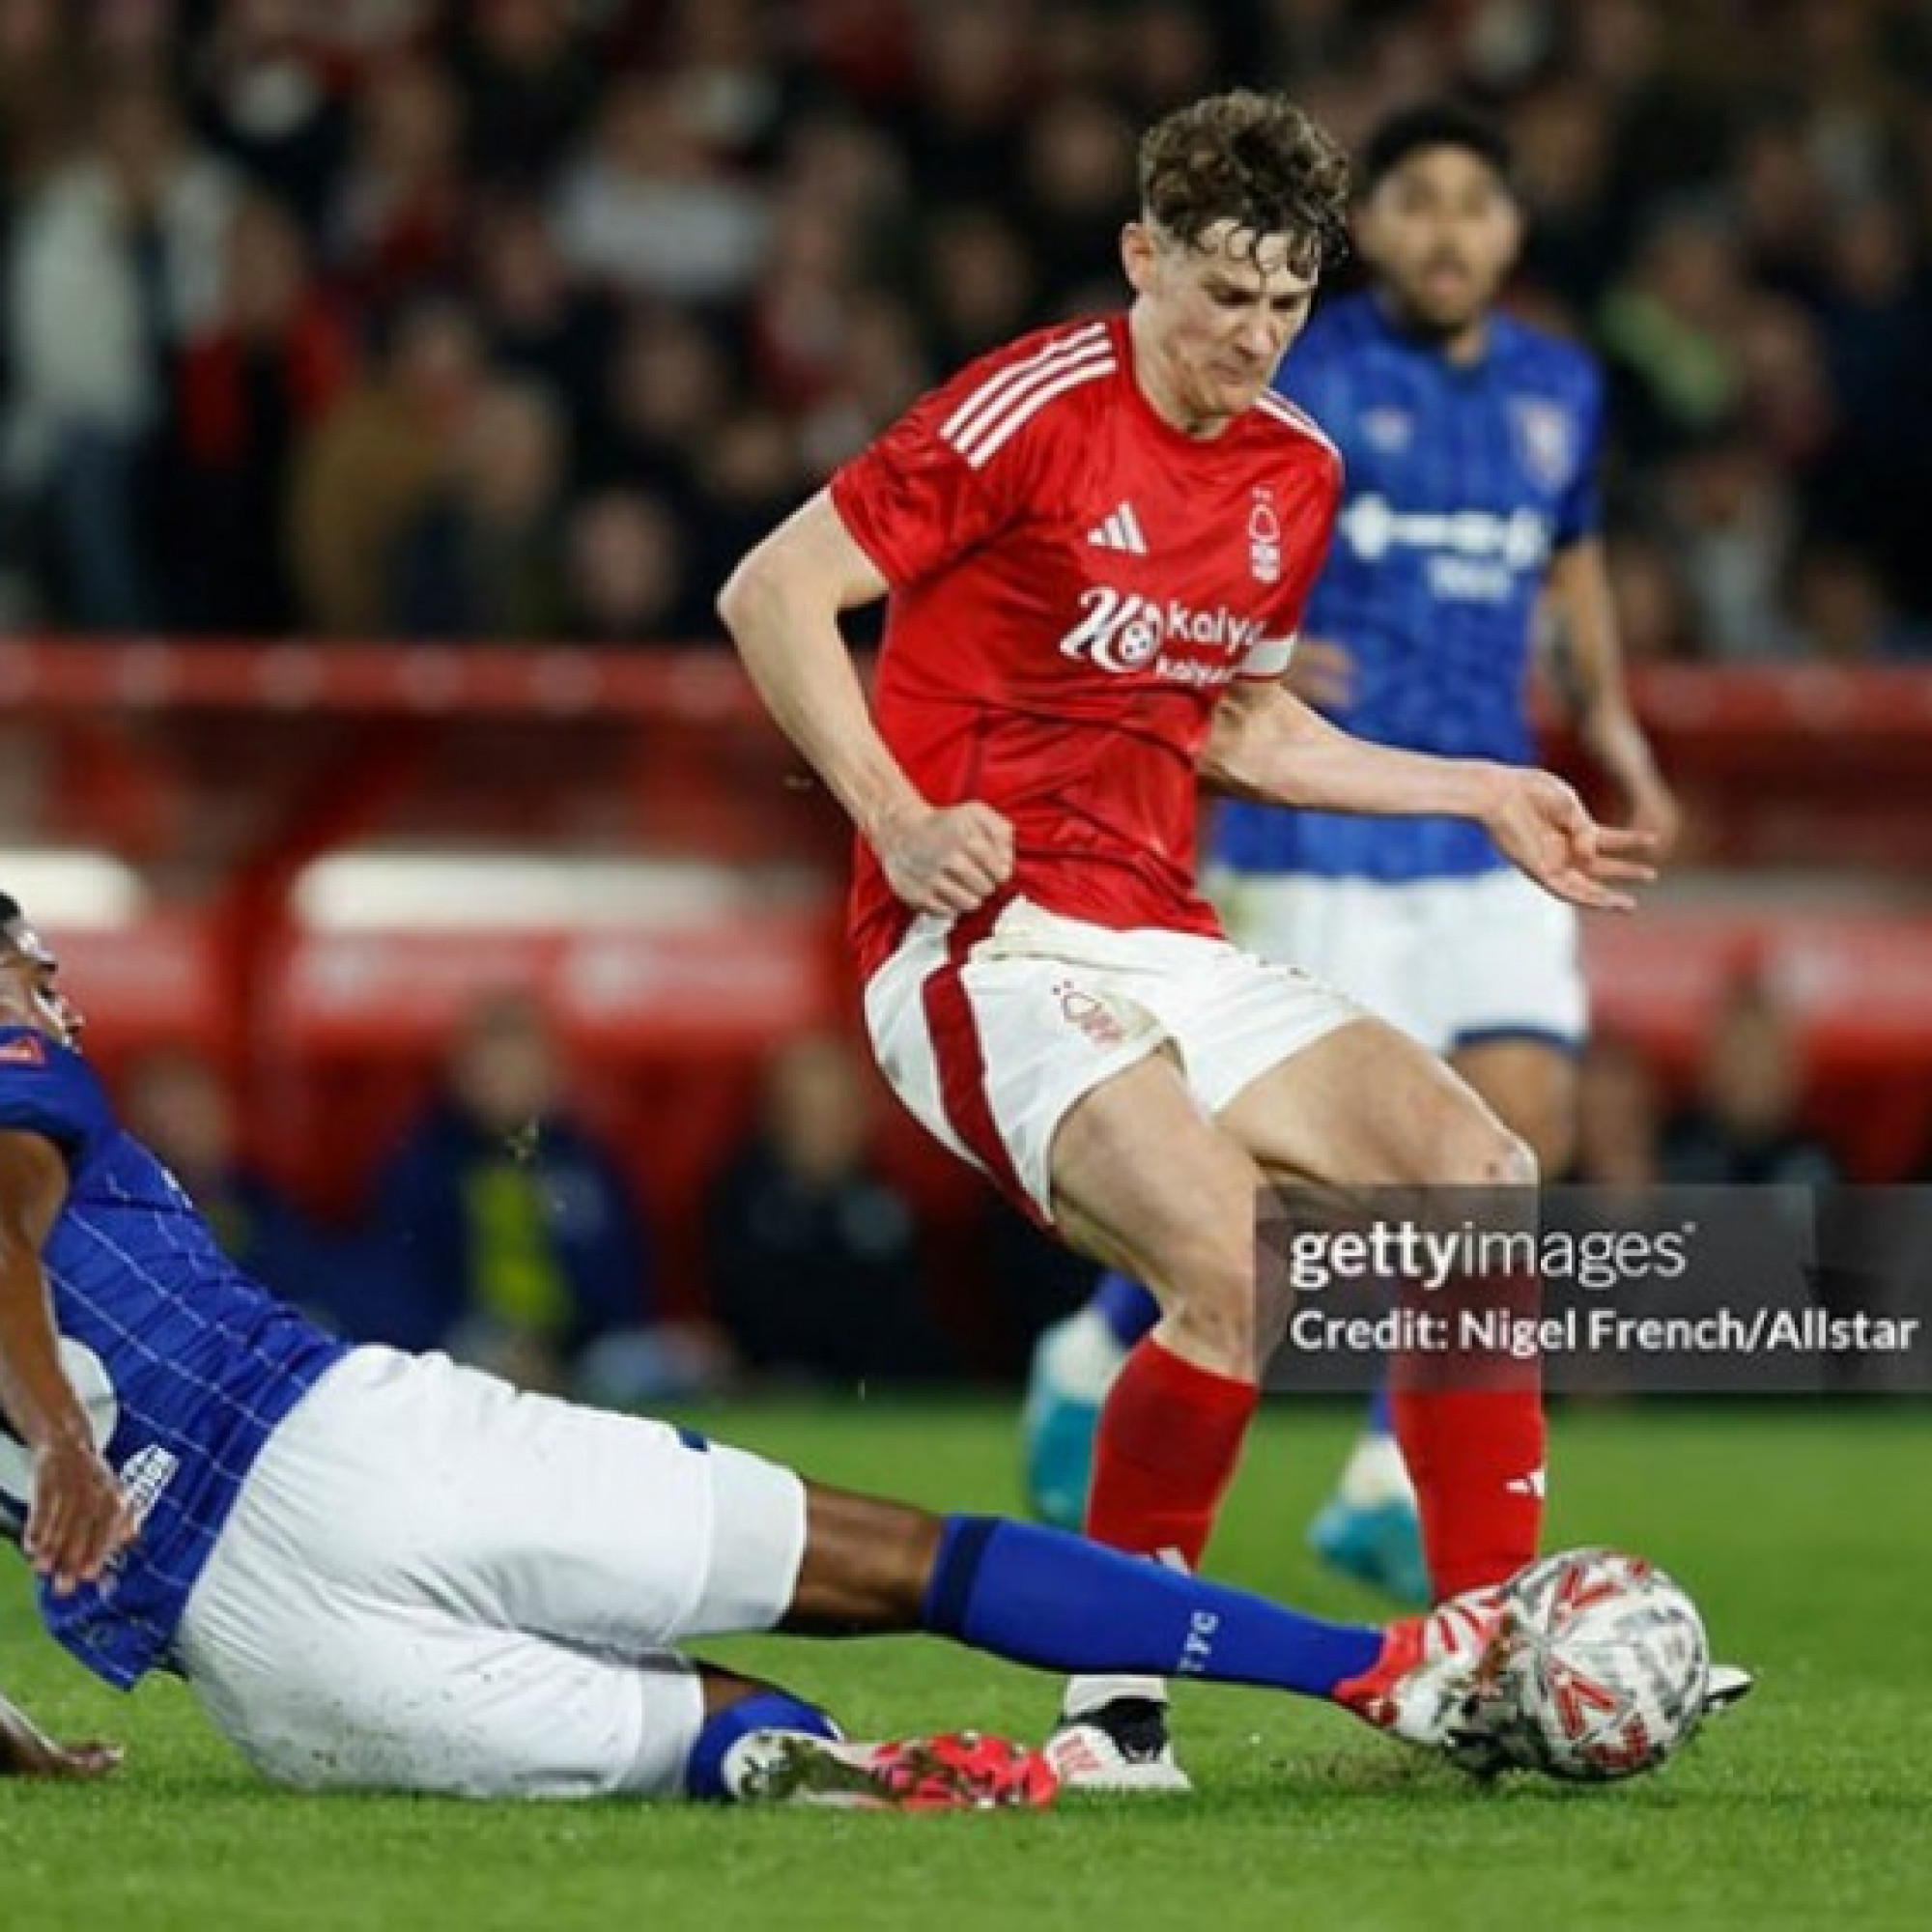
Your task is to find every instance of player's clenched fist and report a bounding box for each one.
[875,802,1016,917]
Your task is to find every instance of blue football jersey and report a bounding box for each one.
[0,1029,347,1688]
[1215,292,1605,881]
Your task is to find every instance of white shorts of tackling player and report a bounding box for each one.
[1207,866,1585,1057]
[864,895,1362,1222]
[173,1348,807,1798]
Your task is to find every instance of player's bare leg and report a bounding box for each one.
[1295,1032,1575,1603]
[1027,1051,1279,1788]
[694,1480,1520,1800]
[1450,1036,1579,1179]
[1217,1014,1546,1606]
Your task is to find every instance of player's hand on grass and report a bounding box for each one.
[1483,768,1659,913]
[1283,637,1355,711]
[0,1696,123,1780]
[876,802,1016,917]
[26,1433,139,1597]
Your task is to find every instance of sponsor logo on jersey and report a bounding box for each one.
[1057,584,1276,679]
[0,1033,47,1066]
[1085,500,1149,555]
[1248,488,1282,583]
[1510,397,1576,491]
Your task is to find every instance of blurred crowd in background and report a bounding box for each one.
[2,0,1930,660]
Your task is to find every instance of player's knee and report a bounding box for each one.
[1446,1120,1538,1191]
[1157,1231,1264,1369]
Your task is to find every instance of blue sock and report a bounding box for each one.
[1366,1379,1394,1437]
[684,1689,839,1802]
[923,1516,1383,1699]
[1092,1271,1160,1350]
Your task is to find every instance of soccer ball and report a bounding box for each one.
[1485,1548,1711,1782]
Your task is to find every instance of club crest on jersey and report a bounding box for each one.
[1248,488,1282,584]
[0,1033,47,1065]
[1510,398,1574,491]
[1058,585,1264,677]
[1363,407,1412,454]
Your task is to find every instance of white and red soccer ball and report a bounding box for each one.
[1487,1548,1712,1782]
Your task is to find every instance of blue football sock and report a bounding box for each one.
[923,1516,1383,1699]
[684,1689,839,1802]
[1366,1379,1395,1438]
[1092,1271,1161,1350]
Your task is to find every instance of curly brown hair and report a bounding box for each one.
[1137,90,1350,271]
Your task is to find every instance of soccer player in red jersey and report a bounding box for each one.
[719,91,1656,1791]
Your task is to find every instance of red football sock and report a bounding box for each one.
[1392,1387,1547,1600]
[1084,1336,1259,1568]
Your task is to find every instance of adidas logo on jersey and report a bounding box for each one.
[1085,502,1148,555]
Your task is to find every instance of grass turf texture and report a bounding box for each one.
[3,1402,1929,1932]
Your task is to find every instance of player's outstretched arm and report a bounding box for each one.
[1544,538,1680,852]
[0,1130,139,1595]
[0,1684,121,1780]
[718,493,1014,917]
[1201,682,1657,911]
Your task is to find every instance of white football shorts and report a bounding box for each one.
[1207,865,1586,1058]
[863,895,1364,1222]
[174,1347,807,1799]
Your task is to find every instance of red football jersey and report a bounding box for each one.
[831,313,1342,979]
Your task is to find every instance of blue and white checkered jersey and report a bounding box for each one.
[1214,291,1605,881]
[0,1029,347,1689]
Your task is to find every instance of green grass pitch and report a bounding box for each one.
[4,1401,1930,1931]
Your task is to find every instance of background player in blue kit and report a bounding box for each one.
[1025,103,1678,1602]
[0,889,1532,1804]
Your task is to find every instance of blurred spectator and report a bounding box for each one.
[582,303,727,509]
[192,0,350,233]
[704,1034,953,1386]
[364,991,707,1402]
[1599,204,1748,461]
[1783,540,1932,663]
[389,375,569,639]
[659,0,789,162]
[915,204,1037,370]
[287,293,480,634]
[562,487,694,645]
[4,69,236,628]
[1017,92,1135,306]
[891,3,1033,206]
[451,0,598,190]
[172,190,354,631]
[684,407,805,604]
[1660,426,1801,660]
[469,188,611,443]
[797,289,929,475]
[1662,977,1844,1188]
[120,1045,328,1315]
[747,197,864,411]
[326,53,466,307]
[552,75,769,304]
[1113,0,1223,118]
[1510,77,1623,310]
